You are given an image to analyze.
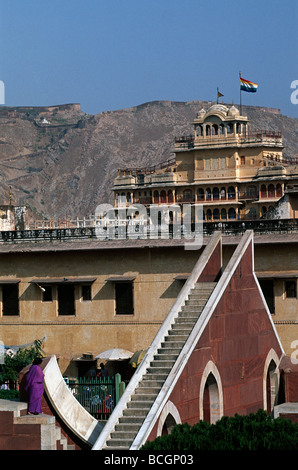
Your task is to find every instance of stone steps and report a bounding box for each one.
[0,399,72,450]
[102,281,217,449]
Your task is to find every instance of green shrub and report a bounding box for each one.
[0,339,44,386]
[141,409,298,451]
[0,389,20,400]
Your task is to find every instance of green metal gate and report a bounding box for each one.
[69,376,119,421]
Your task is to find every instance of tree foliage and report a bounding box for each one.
[0,339,44,385]
[141,409,298,451]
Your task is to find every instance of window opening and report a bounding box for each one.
[81,284,92,302]
[285,280,297,298]
[115,282,134,315]
[58,284,75,315]
[259,280,275,313]
[42,285,53,302]
[2,284,19,316]
[203,373,220,424]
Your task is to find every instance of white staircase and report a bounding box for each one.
[102,282,217,449]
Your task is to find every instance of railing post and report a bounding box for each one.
[119,381,126,399]
[115,373,121,404]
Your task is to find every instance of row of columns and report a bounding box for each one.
[116,182,283,207]
[195,122,248,138]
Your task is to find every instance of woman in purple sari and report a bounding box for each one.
[25,358,44,415]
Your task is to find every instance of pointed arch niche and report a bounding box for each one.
[263,348,280,414]
[199,361,224,424]
[157,401,182,437]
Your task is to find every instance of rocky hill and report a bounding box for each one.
[0,100,297,220]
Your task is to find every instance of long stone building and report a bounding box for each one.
[0,222,297,377]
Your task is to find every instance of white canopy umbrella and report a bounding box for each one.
[95,348,133,361]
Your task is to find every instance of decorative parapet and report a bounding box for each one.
[175,130,283,151]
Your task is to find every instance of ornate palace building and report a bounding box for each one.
[113,103,298,221]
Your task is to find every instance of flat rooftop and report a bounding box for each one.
[0,227,297,254]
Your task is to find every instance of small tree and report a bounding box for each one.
[141,409,298,451]
[0,339,44,388]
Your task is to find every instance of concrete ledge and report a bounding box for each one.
[0,399,28,417]
[14,413,56,425]
[273,403,298,418]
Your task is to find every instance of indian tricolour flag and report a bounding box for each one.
[240,77,258,93]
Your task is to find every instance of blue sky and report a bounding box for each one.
[1,0,297,117]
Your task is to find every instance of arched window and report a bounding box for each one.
[203,373,220,424]
[276,184,282,197]
[227,123,233,134]
[206,209,212,221]
[228,208,236,219]
[167,190,174,204]
[153,190,159,204]
[266,362,277,413]
[228,186,235,199]
[157,401,182,437]
[221,208,227,220]
[213,208,220,220]
[268,184,275,197]
[206,188,212,200]
[196,125,203,137]
[160,190,166,203]
[197,188,204,201]
[261,185,267,198]
[126,193,131,203]
[263,350,280,414]
[213,187,219,200]
[161,414,176,435]
[200,361,223,424]
[220,187,226,200]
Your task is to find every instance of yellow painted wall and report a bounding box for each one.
[0,241,297,375]
[0,247,201,375]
